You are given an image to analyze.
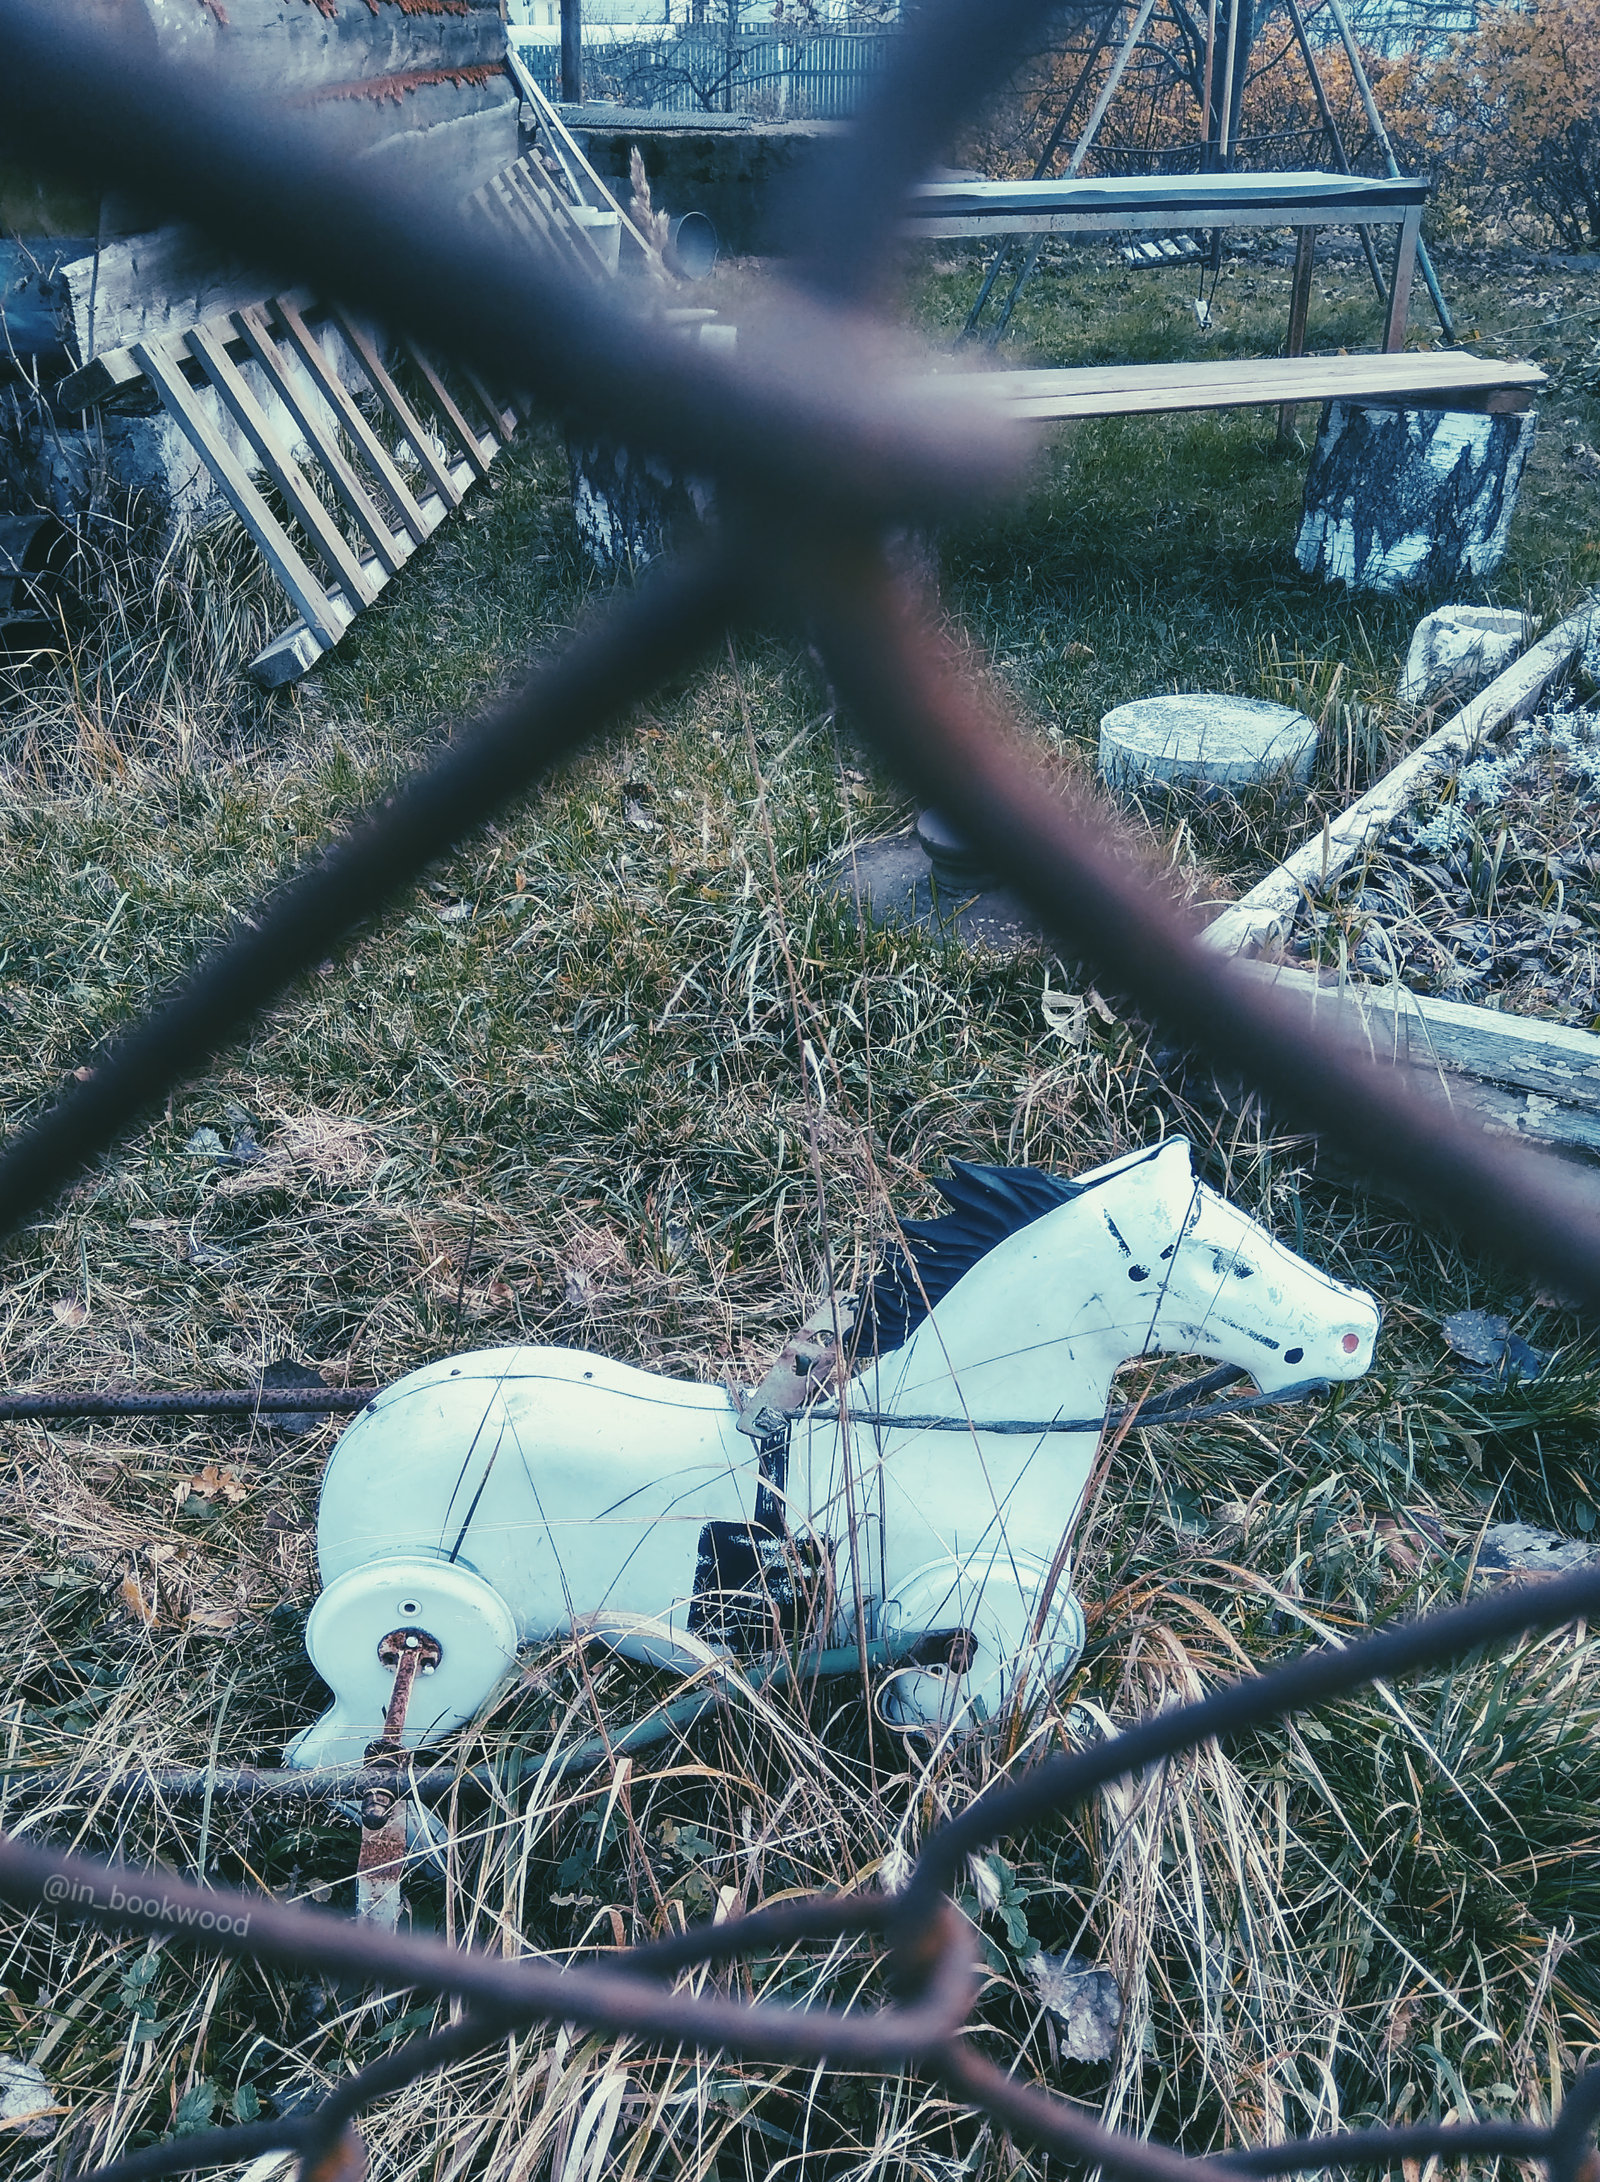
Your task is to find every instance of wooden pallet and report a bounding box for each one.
[62,290,522,687]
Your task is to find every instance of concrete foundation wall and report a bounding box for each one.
[561,113,847,257]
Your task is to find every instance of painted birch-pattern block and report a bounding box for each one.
[1296,399,1537,594]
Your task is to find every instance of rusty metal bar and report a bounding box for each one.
[0,1387,377,1420]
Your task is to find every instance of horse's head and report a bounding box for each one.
[1092,1137,1380,1393]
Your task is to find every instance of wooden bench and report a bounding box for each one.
[927,350,1545,423]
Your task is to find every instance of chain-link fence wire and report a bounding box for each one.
[3,1570,1600,2182]
[1,0,1598,2174]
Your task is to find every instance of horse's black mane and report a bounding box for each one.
[859,1161,1088,1355]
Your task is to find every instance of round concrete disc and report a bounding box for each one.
[1099,693,1318,790]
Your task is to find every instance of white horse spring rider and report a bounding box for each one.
[287,1138,1379,1766]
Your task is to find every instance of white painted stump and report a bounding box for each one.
[1297,400,1536,596]
[1098,694,1319,792]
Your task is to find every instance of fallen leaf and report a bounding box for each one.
[1026,1952,1123,2060]
[173,1463,248,1514]
[187,1607,240,1633]
[0,2054,58,2139]
[50,1297,88,1328]
[119,1571,159,1626]
[1382,1993,1420,2055]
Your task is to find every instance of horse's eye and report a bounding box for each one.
[1284,1346,1304,1365]
[1128,1265,1149,1282]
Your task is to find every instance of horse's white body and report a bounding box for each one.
[287,1139,1380,1766]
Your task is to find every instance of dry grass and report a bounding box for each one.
[0,240,1596,2182]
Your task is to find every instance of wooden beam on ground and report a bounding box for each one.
[1200,603,1596,961]
[1234,959,1600,1164]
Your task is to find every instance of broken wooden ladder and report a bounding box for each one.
[60,290,524,687]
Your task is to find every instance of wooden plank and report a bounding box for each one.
[906,206,1418,241]
[55,229,268,364]
[184,323,376,607]
[1383,201,1423,352]
[326,307,462,508]
[271,296,430,544]
[973,354,1544,403]
[924,354,1545,423]
[231,305,405,578]
[132,335,347,649]
[397,337,494,482]
[904,169,1430,218]
[1200,604,1597,959]
[1276,225,1317,446]
[1234,957,1600,1112]
[57,346,157,412]
[460,365,519,445]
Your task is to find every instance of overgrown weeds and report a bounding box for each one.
[0,242,1597,2180]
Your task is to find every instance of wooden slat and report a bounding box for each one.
[399,337,494,482]
[512,157,602,276]
[231,305,405,577]
[492,170,554,250]
[504,165,589,273]
[326,307,462,508]
[461,364,519,445]
[511,157,598,269]
[132,335,347,649]
[247,476,461,686]
[271,296,431,546]
[905,169,1429,218]
[184,323,376,607]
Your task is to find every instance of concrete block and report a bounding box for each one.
[1398,602,1531,709]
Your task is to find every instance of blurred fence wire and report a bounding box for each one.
[1,0,1599,2175]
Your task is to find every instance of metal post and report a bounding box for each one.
[983,0,1158,348]
[1321,0,1456,340]
[1281,0,1387,306]
[724,0,736,113]
[560,0,582,105]
[960,8,1116,341]
[1200,0,1217,156]
[1214,0,1239,169]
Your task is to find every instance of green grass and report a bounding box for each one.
[0,237,1597,2182]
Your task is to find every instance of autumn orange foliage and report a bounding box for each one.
[964,0,1600,250]
[1388,0,1600,248]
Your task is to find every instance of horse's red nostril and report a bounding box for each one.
[1342,1332,1361,1353]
